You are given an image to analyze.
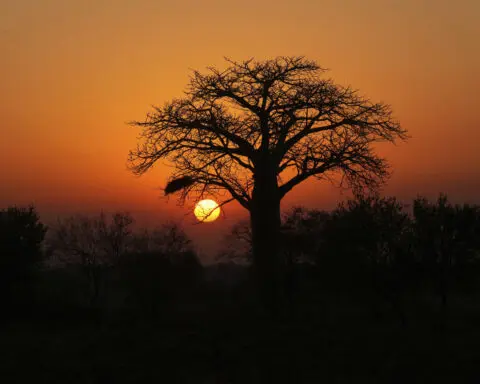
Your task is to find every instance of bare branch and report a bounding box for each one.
[128,56,407,209]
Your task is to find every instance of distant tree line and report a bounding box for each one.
[1,193,480,326]
[0,207,202,324]
[217,193,480,323]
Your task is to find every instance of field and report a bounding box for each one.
[2,272,480,383]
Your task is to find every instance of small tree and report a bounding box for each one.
[120,223,201,319]
[129,222,191,255]
[129,56,407,312]
[48,212,134,306]
[281,207,330,264]
[0,205,47,315]
[318,196,411,325]
[413,194,480,308]
[320,196,408,264]
[216,219,253,265]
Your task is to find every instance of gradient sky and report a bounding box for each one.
[1,0,479,260]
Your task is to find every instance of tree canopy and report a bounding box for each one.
[129,56,407,209]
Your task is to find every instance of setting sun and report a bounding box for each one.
[194,199,221,222]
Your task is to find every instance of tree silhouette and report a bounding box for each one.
[0,205,47,317]
[281,206,330,264]
[47,212,134,306]
[129,222,192,256]
[216,219,253,264]
[128,56,407,312]
[319,196,412,325]
[413,194,480,309]
[120,224,201,320]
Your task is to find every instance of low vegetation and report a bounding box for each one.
[1,193,480,383]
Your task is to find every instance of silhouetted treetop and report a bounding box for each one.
[0,205,47,265]
[0,205,47,315]
[129,56,407,207]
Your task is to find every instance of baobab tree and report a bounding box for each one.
[128,56,407,311]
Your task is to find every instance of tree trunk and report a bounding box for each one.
[250,165,285,317]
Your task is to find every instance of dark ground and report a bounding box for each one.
[2,272,480,384]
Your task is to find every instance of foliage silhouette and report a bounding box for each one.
[216,218,252,264]
[281,206,330,264]
[318,195,413,325]
[2,198,480,382]
[413,194,480,309]
[164,175,197,195]
[47,212,135,307]
[129,56,407,313]
[0,205,47,318]
[119,249,202,321]
[121,222,201,321]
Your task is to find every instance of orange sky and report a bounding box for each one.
[1,0,479,260]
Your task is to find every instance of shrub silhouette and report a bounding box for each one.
[413,194,480,308]
[0,205,47,318]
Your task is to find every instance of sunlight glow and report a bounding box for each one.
[194,199,221,222]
